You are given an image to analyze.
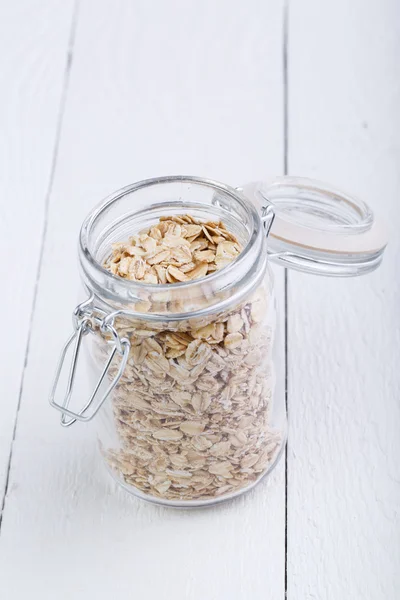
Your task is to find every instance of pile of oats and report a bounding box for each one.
[104,214,241,284]
[96,215,281,502]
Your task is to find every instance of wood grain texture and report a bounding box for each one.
[287,0,400,598]
[0,1,287,598]
[0,1,75,504]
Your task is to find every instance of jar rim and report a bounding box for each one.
[79,175,263,307]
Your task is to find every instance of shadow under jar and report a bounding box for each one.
[50,176,387,507]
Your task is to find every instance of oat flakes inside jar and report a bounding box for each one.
[49,176,387,506]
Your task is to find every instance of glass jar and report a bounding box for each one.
[49,176,387,507]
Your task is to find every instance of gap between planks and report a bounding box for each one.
[283,0,289,597]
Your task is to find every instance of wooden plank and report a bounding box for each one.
[0,1,75,507]
[287,0,400,598]
[0,1,287,598]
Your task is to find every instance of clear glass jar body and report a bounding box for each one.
[79,177,286,506]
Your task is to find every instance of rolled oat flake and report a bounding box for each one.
[49,176,387,507]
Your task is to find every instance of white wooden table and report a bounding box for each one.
[1,1,399,598]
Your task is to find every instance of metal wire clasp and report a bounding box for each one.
[49,296,130,427]
[261,204,275,237]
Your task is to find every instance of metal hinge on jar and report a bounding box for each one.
[49,295,130,427]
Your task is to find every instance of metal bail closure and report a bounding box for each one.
[49,306,130,427]
[242,177,388,277]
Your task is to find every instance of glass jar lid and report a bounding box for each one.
[241,177,388,276]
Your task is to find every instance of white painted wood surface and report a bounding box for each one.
[0,0,75,503]
[288,1,400,598]
[0,1,399,599]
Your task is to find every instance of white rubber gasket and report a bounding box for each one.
[270,214,388,255]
